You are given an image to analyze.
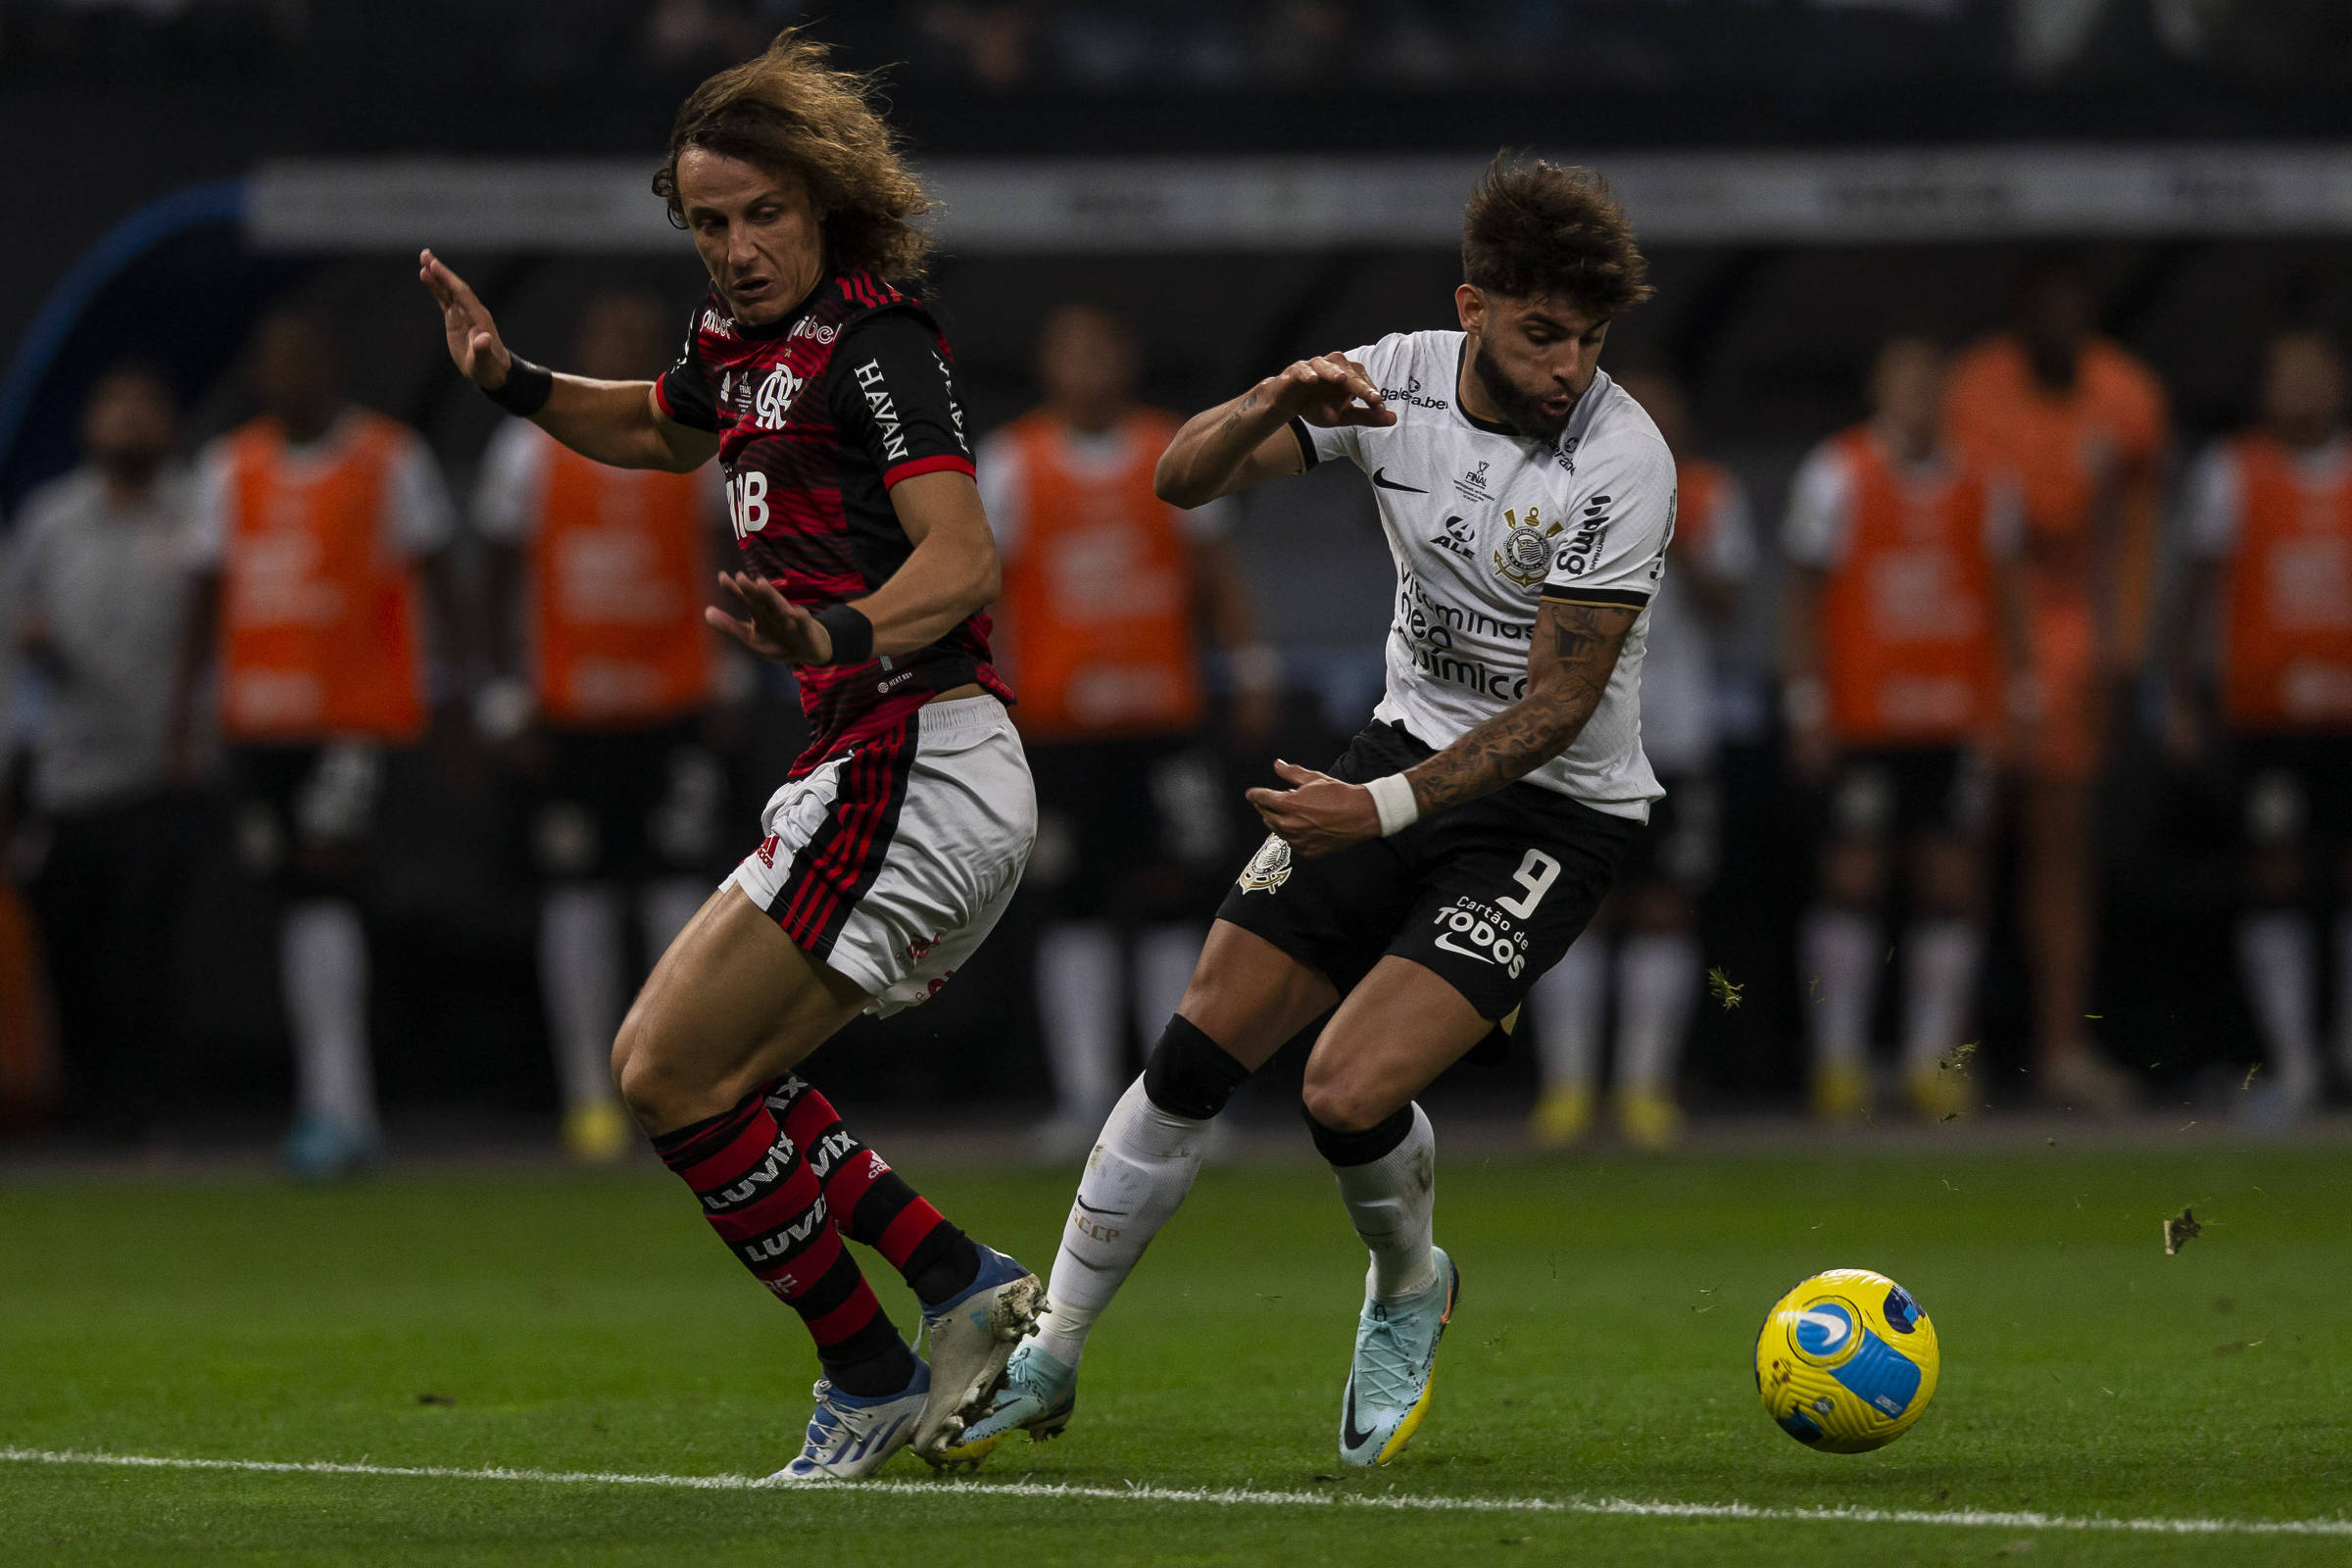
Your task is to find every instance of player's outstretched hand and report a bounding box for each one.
[418,249,514,390]
[1271,352,1396,430]
[1246,758,1382,857]
[707,571,835,665]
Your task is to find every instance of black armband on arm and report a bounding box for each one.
[482,356,554,417]
[812,604,874,666]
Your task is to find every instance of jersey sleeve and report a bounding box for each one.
[827,311,976,489]
[472,418,548,546]
[2179,443,2243,562]
[1540,430,1678,611]
[973,427,1026,560]
[1702,473,1759,583]
[1180,493,1238,543]
[1287,340,1386,473]
[653,305,717,433]
[387,432,458,559]
[182,441,235,572]
[1779,442,1856,570]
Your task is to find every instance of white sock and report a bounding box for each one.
[2334,913,2352,1075]
[541,884,625,1112]
[1801,907,1879,1072]
[2238,911,2321,1097]
[1330,1102,1439,1299]
[1615,932,1697,1094]
[1037,921,1124,1121]
[283,899,374,1131]
[1899,919,1982,1075]
[638,877,707,966]
[1032,1076,1210,1366]
[1132,925,1203,1055]
[1531,937,1606,1094]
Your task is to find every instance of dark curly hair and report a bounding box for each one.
[653,29,932,285]
[1461,154,1653,319]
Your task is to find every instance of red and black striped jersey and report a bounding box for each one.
[655,270,1011,772]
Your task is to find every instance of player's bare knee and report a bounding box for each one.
[1819,838,1884,908]
[1298,1069,1389,1136]
[1625,880,1690,933]
[612,1006,694,1131]
[2247,846,2305,908]
[1913,837,1980,917]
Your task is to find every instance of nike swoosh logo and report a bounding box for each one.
[1371,468,1426,493]
[1342,1379,1380,1451]
[1074,1197,1131,1217]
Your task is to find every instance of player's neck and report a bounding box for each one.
[1051,399,1127,437]
[274,403,343,448]
[1453,340,1510,430]
[1875,417,1938,468]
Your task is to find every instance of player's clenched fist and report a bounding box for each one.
[418,249,514,390]
[1267,352,1397,429]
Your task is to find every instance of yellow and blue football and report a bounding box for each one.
[1754,1267,1939,1453]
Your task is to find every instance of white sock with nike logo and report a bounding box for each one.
[1030,1075,1210,1368]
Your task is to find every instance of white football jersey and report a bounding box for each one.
[1295,330,1676,820]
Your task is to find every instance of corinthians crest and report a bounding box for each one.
[1492,505,1565,589]
[1237,834,1293,893]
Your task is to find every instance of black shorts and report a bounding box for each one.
[231,741,390,895]
[1214,720,1636,1021]
[1824,746,1990,842]
[1618,771,1721,892]
[1023,734,1237,921]
[2235,733,2352,846]
[525,717,726,881]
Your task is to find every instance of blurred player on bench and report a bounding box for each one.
[1945,257,2167,1113]
[1528,368,1753,1150]
[976,303,1277,1154]
[2166,329,2352,1122]
[1783,335,2008,1122]
[475,288,736,1162]
[169,308,467,1180]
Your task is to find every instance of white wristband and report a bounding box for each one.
[1364,772,1421,837]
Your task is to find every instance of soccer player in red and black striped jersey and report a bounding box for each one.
[421,31,1040,1481]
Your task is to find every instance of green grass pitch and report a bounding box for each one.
[5,1141,2351,1564]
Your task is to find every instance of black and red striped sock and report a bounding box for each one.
[653,1088,917,1397]
[767,1076,983,1310]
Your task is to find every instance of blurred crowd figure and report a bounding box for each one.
[13,1,2352,92]
[975,304,1277,1153]
[1529,370,1754,1151]
[1,365,194,1135]
[1946,258,2170,1113]
[6,276,2352,1155]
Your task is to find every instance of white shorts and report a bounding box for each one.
[723,696,1035,1016]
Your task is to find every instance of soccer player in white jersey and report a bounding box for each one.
[951,157,1674,1470]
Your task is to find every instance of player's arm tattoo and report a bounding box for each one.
[1401,598,1638,816]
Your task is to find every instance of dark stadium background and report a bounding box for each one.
[5,0,2351,1134]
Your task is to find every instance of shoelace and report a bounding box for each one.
[803,1380,846,1452]
[1355,1301,1434,1408]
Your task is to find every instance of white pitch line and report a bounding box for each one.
[3,1446,2348,1540]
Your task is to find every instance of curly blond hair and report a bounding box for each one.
[654,29,933,284]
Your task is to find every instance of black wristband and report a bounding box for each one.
[482,356,554,416]
[810,604,874,666]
